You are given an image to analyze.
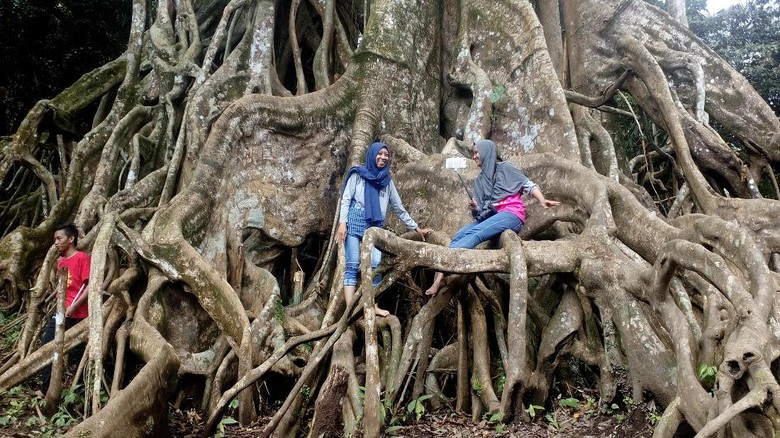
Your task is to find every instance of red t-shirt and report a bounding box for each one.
[57,251,91,319]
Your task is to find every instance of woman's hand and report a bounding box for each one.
[540,199,560,208]
[337,222,347,243]
[415,227,433,242]
[468,199,477,214]
[530,187,560,209]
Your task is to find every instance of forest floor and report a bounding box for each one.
[165,406,656,437]
[0,381,658,437]
[164,387,658,438]
[0,386,658,438]
[0,355,660,438]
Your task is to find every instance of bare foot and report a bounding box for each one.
[374,306,390,317]
[426,273,444,296]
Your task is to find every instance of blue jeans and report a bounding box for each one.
[449,211,523,249]
[344,233,382,287]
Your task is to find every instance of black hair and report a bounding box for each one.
[55,223,79,246]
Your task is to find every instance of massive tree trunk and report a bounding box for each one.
[1,0,779,437]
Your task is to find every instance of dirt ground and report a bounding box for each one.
[165,395,657,438]
[0,381,657,438]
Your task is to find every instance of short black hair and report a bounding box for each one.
[54,223,79,246]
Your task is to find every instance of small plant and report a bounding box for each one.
[213,416,238,438]
[472,379,484,396]
[582,395,598,419]
[213,400,240,438]
[698,364,718,389]
[495,363,506,394]
[615,413,625,424]
[406,394,432,421]
[524,404,544,419]
[385,425,404,435]
[648,411,661,425]
[485,412,502,424]
[484,412,506,433]
[545,412,560,430]
[559,397,579,409]
[0,386,36,428]
[380,398,397,425]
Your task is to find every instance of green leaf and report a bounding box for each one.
[489,84,506,103]
[488,412,503,424]
[385,425,404,435]
[697,364,717,379]
[559,397,579,409]
[229,399,239,409]
[525,404,544,418]
[220,416,238,425]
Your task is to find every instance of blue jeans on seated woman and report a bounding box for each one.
[344,233,382,287]
[449,211,523,249]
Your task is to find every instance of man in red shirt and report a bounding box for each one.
[39,223,90,394]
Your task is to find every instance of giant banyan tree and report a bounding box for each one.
[1,0,780,436]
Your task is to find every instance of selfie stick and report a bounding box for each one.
[445,157,472,200]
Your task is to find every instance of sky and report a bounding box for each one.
[707,0,748,13]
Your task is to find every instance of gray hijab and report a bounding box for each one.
[472,140,529,213]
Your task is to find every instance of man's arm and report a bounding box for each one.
[65,281,88,317]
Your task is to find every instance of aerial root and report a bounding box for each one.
[695,365,780,438]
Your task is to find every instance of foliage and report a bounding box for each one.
[544,412,560,430]
[0,385,85,437]
[559,397,580,409]
[213,399,239,438]
[274,297,285,324]
[690,0,780,114]
[697,363,718,389]
[0,0,131,135]
[0,309,23,352]
[524,403,544,419]
[471,379,484,396]
[406,394,432,421]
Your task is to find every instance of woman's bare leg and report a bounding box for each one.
[425,272,445,296]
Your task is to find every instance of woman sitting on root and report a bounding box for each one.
[426,139,560,296]
[337,141,432,316]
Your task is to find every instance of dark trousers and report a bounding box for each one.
[40,316,85,394]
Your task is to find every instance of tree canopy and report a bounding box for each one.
[0,0,131,136]
[691,0,780,114]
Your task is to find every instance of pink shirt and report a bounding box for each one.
[495,193,527,222]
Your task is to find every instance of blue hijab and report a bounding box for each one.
[346,142,391,226]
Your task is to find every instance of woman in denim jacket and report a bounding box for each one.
[337,141,431,316]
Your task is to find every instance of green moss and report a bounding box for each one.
[51,58,127,115]
[274,297,285,325]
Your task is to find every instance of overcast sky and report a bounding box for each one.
[708,0,748,13]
